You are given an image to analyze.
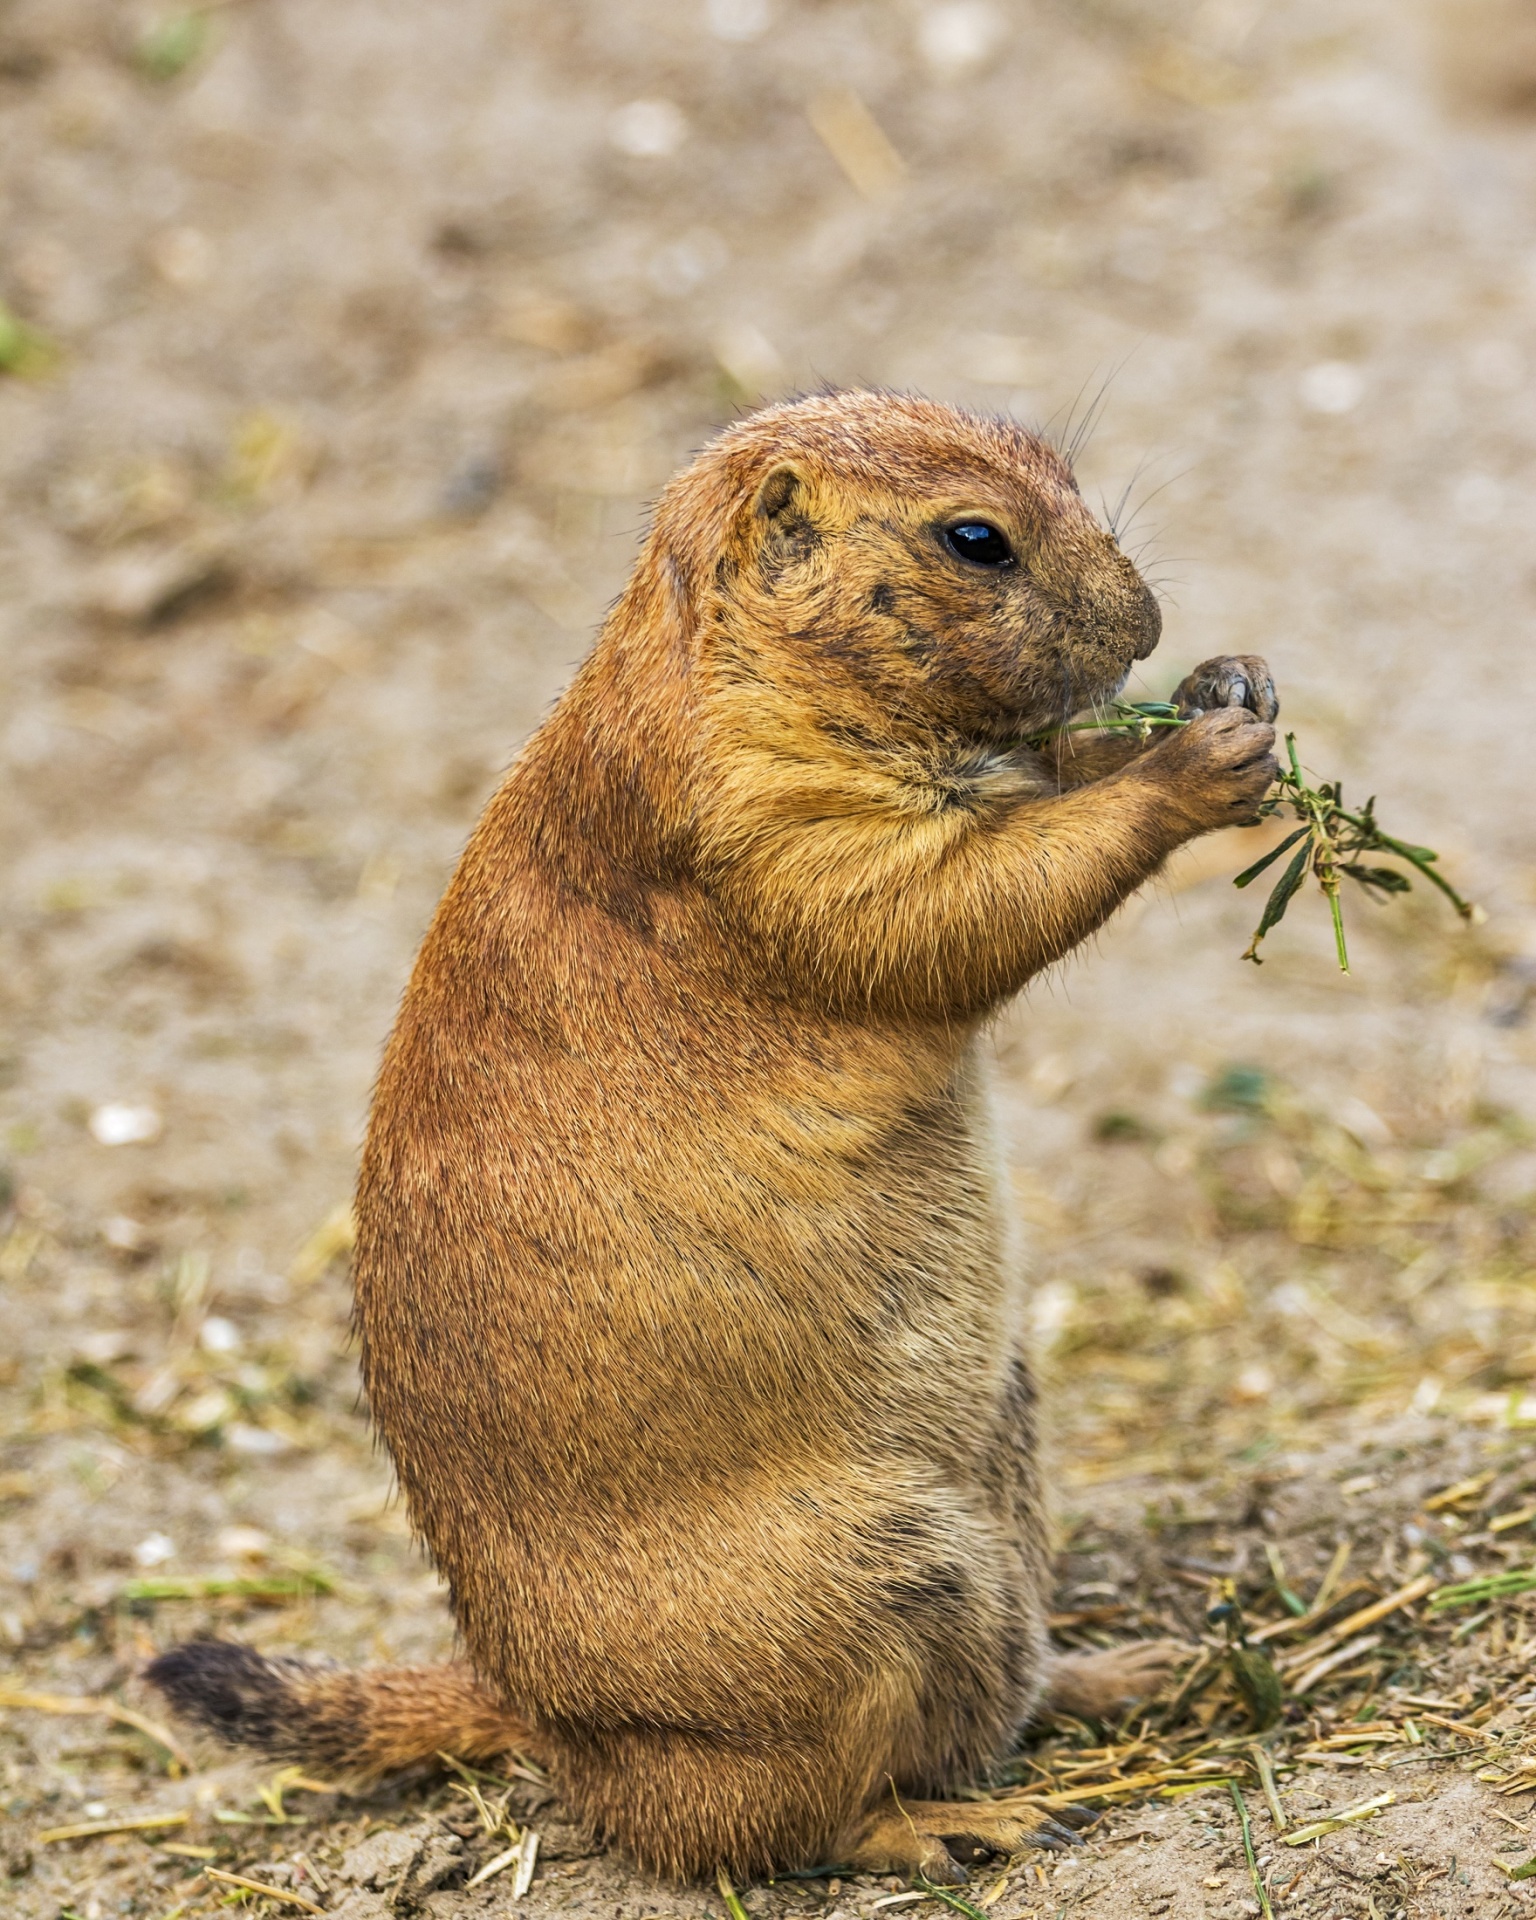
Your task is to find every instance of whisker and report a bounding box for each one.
[1064,349,1138,469]
[1114,466,1191,548]
[1103,452,1153,541]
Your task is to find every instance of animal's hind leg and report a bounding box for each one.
[834,1643,1187,1880]
[837,1789,1093,1885]
[1041,1641,1185,1723]
[549,1721,872,1882]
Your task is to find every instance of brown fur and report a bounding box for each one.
[145,1640,523,1776]
[148,392,1276,1882]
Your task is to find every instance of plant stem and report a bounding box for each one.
[1326,879,1349,973]
[914,1877,992,1920]
[1249,1743,1288,1834]
[716,1868,751,1920]
[1229,1782,1276,1920]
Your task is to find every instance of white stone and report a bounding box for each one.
[227,1422,293,1456]
[607,100,688,159]
[918,2,1006,74]
[706,0,770,41]
[199,1315,241,1355]
[88,1104,162,1146]
[1299,360,1364,415]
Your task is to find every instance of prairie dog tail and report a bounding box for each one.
[145,1640,535,1781]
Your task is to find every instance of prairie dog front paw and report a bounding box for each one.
[1137,706,1278,835]
[1173,654,1279,723]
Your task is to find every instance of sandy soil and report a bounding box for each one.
[4,1,1536,1915]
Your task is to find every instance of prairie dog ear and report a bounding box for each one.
[751,463,821,570]
[754,464,807,523]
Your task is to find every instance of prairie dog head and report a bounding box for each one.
[665,391,1161,758]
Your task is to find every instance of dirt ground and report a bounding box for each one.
[5,1,1536,1916]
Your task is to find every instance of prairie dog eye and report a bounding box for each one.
[944,521,1014,567]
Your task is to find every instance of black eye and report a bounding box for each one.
[945,521,1014,567]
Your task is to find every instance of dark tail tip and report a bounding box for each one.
[144,1639,307,1754]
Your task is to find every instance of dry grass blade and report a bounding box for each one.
[1247,1578,1378,1646]
[1272,1573,1437,1670]
[975,1866,1013,1909]
[1423,1472,1498,1512]
[1290,1631,1384,1695]
[289,1201,356,1286]
[1012,1764,1241,1808]
[806,90,906,197]
[465,1826,539,1893]
[1417,1712,1498,1744]
[510,1828,540,1898]
[1309,1541,1353,1613]
[465,1842,521,1890]
[438,1750,512,1834]
[205,1866,325,1913]
[0,1687,196,1771]
[1249,1744,1288,1833]
[1280,1790,1395,1846]
[37,1810,189,1844]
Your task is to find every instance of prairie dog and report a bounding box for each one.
[150,392,1277,1883]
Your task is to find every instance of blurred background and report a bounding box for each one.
[3,2,1536,1914]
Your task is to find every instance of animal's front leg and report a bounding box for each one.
[1038,727,1149,790]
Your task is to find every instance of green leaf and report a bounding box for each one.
[1201,1065,1270,1113]
[0,300,57,378]
[1228,1645,1284,1731]
[136,10,211,81]
[1342,865,1412,896]
[1233,827,1309,890]
[915,1879,991,1920]
[1254,839,1312,938]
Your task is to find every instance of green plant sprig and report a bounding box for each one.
[1031,702,1474,972]
[1034,698,1188,743]
[1235,730,1473,970]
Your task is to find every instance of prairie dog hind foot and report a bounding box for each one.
[840,1792,1097,1884]
[1042,1639,1187,1723]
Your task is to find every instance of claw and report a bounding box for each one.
[1035,1816,1086,1850]
[917,1847,969,1886]
[1050,1804,1099,1832]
